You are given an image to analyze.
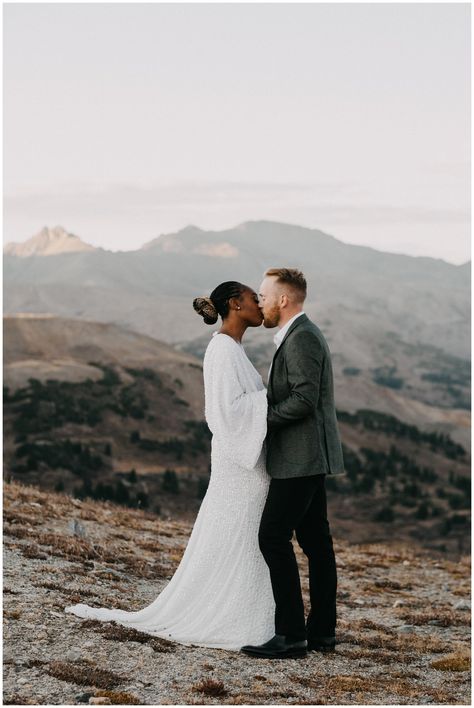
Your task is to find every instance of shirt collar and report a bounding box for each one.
[273,312,305,348]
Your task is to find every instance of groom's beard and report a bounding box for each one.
[262,305,281,328]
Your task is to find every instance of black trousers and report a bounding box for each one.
[258,474,337,641]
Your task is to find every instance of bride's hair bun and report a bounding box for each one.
[193,296,218,325]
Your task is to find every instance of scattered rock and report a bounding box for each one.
[65,649,82,662]
[69,519,87,538]
[453,600,470,611]
[89,698,111,705]
[75,693,93,703]
[397,625,415,633]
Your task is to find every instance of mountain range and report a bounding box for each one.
[4,221,470,449]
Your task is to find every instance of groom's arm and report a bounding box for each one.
[267,331,323,428]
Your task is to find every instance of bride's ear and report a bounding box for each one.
[229,297,242,311]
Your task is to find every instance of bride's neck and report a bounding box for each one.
[218,321,247,343]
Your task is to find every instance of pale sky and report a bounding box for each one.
[3,2,471,263]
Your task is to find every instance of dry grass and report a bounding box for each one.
[431,653,471,672]
[46,660,126,689]
[336,645,414,665]
[289,674,320,690]
[94,690,141,704]
[4,523,162,579]
[3,524,36,540]
[136,539,166,552]
[3,695,38,705]
[338,628,448,655]
[78,618,176,653]
[38,581,99,598]
[350,618,397,634]
[397,609,471,627]
[326,674,376,693]
[3,509,42,526]
[373,578,404,590]
[26,659,48,669]
[319,673,459,704]
[4,609,21,620]
[192,678,229,697]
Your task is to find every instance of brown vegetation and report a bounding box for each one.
[192,679,229,697]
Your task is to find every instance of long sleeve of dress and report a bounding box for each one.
[203,335,268,471]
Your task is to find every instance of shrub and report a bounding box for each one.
[415,502,429,520]
[136,491,149,508]
[162,469,180,494]
[374,506,394,522]
[197,477,209,499]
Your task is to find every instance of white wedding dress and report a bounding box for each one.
[65,332,276,650]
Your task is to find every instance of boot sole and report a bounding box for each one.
[241,649,308,659]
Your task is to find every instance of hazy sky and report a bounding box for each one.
[4,2,470,263]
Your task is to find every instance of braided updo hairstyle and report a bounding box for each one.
[193,281,246,325]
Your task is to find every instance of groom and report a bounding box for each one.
[241,268,345,660]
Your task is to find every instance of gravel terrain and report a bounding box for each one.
[3,481,471,705]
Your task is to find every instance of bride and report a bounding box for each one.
[65,281,275,650]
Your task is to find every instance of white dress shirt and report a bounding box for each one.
[269,311,306,378]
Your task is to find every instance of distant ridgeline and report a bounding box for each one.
[3,363,470,555]
[336,409,466,459]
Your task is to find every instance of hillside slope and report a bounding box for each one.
[3,315,470,556]
[3,482,470,705]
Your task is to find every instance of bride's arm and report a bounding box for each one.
[204,338,267,468]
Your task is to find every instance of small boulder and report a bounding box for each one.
[69,519,86,538]
[453,599,470,611]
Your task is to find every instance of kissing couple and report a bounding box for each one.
[66,268,345,660]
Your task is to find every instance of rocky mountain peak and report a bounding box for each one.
[4,226,97,257]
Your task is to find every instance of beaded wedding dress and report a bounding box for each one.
[65,332,276,650]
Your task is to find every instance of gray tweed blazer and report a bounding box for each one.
[266,313,345,478]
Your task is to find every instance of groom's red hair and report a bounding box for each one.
[265,268,307,303]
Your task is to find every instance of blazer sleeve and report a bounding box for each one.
[267,330,323,428]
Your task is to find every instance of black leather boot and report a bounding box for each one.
[241,634,307,659]
[307,635,336,652]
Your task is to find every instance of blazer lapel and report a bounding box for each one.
[269,313,309,387]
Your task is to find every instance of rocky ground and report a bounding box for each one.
[3,481,471,705]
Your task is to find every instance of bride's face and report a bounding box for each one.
[238,288,264,327]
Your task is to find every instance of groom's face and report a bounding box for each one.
[258,277,281,328]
